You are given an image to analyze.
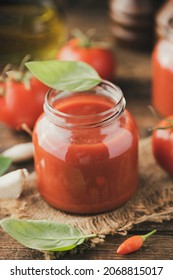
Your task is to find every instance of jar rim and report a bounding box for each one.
[44,80,126,128]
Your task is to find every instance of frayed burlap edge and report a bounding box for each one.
[1,137,173,258]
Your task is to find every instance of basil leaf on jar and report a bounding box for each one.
[25,60,102,92]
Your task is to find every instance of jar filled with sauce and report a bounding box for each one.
[33,81,138,214]
[152,16,173,116]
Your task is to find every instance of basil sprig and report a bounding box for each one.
[25,60,102,92]
[0,218,96,252]
[0,156,12,176]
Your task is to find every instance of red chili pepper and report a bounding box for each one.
[116,229,156,255]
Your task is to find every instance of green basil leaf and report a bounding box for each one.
[25,60,102,92]
[0,218,96,252]
[0,156,12,176]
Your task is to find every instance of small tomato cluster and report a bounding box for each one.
[0,31,115,131]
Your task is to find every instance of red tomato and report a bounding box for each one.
[152,116,173,175]
[0,76,49,130]
[57,38,115,81]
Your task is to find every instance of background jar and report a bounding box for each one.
[109,0,160,51]
[33,81,138,214]
[152,16,173,116]
[0,0,67,68]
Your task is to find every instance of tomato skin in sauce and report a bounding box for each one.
[33,89,138,214]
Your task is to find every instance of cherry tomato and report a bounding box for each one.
[152,116,173,175]
[57,38,115,81]
[0,75,49,130]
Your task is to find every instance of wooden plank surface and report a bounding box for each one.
[0,7,173,260]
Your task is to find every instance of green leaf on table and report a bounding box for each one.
[0,218,96,252]
[0,156,12,176]
[25,60,102,92]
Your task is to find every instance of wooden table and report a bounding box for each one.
[0,7,173,260]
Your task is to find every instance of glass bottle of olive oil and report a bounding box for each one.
[0,0,67,67]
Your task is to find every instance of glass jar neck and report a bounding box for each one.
[44,81,126,129]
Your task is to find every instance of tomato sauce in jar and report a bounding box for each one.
[152,17,173,116]
[33,81,138,214]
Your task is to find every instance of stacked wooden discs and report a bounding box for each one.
[156,0,173,39]
[109,0,160,50]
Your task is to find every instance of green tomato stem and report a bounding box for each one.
[19,54,31,74]
[72,28,91,48]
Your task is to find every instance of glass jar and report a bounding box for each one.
[0,0,67,68]
[152,16,173,116]
[156,0,173,39]
[33,81,138,214]
[109,0,157,51]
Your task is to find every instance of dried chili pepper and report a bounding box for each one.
[117,229,156,255]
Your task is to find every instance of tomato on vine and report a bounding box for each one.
[56,29,116,81]
[0,59,49,130]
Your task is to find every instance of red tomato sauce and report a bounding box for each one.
[33,93,138,214]
[152,40,173,116]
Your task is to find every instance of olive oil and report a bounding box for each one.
[0,0,67,67]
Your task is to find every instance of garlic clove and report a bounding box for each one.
[2,143,34,163]
[0,169,28,199]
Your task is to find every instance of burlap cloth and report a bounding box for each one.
[1,137,173,257]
